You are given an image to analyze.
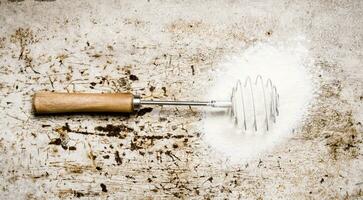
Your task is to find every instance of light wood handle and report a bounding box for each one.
[33,92,134,114]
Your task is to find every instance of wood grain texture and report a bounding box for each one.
[1,1,362,199]
[33,92,134,113]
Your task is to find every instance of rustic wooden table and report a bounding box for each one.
[0,1,362,199]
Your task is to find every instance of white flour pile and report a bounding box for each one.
[202,40,314,164]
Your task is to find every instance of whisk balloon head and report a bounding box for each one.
[229,75,279,132]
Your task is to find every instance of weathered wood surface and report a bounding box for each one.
[0,1,362,199]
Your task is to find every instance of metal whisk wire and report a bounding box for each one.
[255,75,269,131]
[229,75,279,132]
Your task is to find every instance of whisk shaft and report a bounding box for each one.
[139,100,231,107]
[140,100,211,106]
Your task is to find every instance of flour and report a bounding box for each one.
[201,39,314,164]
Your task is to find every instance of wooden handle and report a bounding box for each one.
[33,92,134,114]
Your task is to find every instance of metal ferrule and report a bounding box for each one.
[132,95,141,111]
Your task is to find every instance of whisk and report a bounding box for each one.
[33,75,279,132]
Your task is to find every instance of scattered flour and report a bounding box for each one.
[201,39,314,164]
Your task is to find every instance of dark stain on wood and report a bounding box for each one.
[73,191,84,198]
[95,124,133,138]
[114,151,122,165]
[61,123,72,132]
[161,86,167,96]
[100,183,108,192]
[49,138,62,145]
[69,146,77,151]
[130,138,143,151]
[266,30,273,36]
[129,74,139,81]
[10,28,40,74]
